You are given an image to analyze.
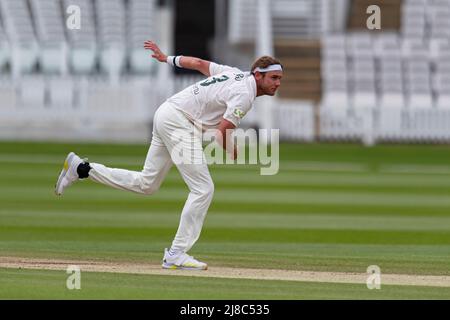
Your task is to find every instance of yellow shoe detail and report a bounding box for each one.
[184,262,196,267]
[63,160,69,171]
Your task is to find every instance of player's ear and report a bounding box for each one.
[253,71,263,81]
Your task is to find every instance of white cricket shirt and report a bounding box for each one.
[165,62,257,129]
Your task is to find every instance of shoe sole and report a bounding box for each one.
[55,152,75,196]
[162,263,208,271]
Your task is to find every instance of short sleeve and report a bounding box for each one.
[209,62,237,76]
[223,92,253,127]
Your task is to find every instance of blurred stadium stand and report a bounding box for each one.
[0,0,449,144]
[320,0,450,143]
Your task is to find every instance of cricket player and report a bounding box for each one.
[55,40,283,270]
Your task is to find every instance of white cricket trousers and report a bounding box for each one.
[88,102,214,253]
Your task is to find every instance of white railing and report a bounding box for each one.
[0,75,157,143]
[276,100,315,141]
[1,73,450,143]
[320,105,450,144]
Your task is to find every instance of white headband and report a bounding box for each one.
[253,64,283,73]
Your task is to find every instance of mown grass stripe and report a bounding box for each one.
[4,164,450,188]
[1,268,449,299]
[1,211,450,231]
[1,185,449,207]
[0,226,449,245]
[5,152,450,175]
[2,198,450,217]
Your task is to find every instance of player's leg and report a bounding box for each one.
[161,160,213,270]
[168,162,214,249]
[88,143,173,195]
[55,107,173,196]
[155,103,214,270]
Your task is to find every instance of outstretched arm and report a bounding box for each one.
[144,40,211,76]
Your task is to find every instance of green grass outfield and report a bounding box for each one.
[0,141,449,299]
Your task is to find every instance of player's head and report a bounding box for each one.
[251,56,283,96]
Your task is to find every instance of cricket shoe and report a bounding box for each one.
[162,248,208,270]
[55,152,85,196]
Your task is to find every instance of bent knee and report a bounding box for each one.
[140,176,161,195]
[206,181,214,195]
[191,180,214,199]
[142,185,159,195]
[200,180,214,200]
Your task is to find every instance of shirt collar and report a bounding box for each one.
[245,72,257,99]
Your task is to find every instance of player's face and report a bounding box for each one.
[260,71,283,96]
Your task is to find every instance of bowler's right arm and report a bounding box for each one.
[144,40,235,77]
[144,40,211,76]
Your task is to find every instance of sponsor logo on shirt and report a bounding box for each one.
[233,108,246,119]
[235,73,244,81]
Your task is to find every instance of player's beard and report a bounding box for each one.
[265,87,277,96]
